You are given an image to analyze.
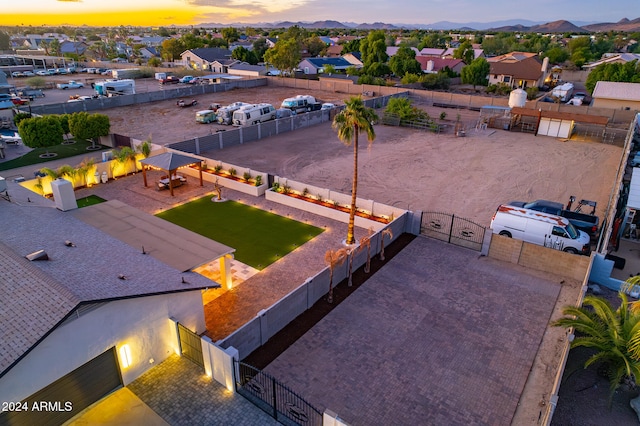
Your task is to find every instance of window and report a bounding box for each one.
[552,226,568,238]
[503,76,511,83]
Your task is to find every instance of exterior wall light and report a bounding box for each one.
[119,344,132,368]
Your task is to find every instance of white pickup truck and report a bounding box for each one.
[56,80,84,90]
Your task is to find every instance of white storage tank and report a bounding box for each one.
[509,88,527,108]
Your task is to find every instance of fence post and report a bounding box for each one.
[272,376,278,419]
[448,214,455,243]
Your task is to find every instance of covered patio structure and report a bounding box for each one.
[140,152,204,196]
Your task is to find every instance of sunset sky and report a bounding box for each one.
[1,0,635,27]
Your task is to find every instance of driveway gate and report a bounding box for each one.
[420,211,486,251]
[234,360,322,426]
[177,322,204,369]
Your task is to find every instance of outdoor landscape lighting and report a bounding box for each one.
[119,344,132,368]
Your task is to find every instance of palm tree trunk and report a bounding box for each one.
[328,269,334,303]
[365,245,371,273]
[347,249,354,287]
[347,130,359,245]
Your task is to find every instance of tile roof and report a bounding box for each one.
[0,183,220,378]
[489,55,544,81]
[416,57,464,72]
[592,81,640,101]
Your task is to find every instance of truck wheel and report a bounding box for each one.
[498,231,512,238]
[563,248,578,254]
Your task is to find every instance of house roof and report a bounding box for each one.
[487,51,538,63]
[140,151,200,171]
[489,55,544,81]
[228,63,267,72]
[303,57,352,69]
[592,81,640,101]
[419,48,446,57]
[183,48,232,62]
[0,183,223,379]
[416,57,464,72]
[387,46,420,57]
[584,53,640,69]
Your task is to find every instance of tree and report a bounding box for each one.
[161,38,185,61]
[389,46,422,77]
[148,57,162,67]
[324,248,347,303]
[461,57,489,89]
[552,292,640,406]
[68,112,110,150]
[360,30,388,68]
[221,27,240,45]
[585,60,640,93]
[544,46,569,65]
[332,97,378,245]
[231,46,258,65]
[0,31,10,51]
[17,116,64,148]
[304,36,327,57]
[263,38,301,76]
[453,40,474,64]
[252,38,269,62]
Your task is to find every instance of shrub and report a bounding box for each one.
[526,87,539,100]
[228,167,236,176]
[214,164,222,173]
[243,171,252,181]
[440,112,447,120]
[254,175,262,186]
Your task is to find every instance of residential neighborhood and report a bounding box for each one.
[1,12,640,426]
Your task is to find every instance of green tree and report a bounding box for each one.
[453,40,475,64]
[341,38,361,54]
[360,30,388,68]
[221,27,239,45]
[385,97,429,121]
[68,112,110,150]
[161,38,185,61]
[544,46,569,64]
[148,57,162,67]
[252,38,269,62]
[17,116,64,148]
[388,46,421,77]
[461,57,490,89]
[553,292,640,406]
[231,46,258,65]
[332,97,378,245]
[305,36,327,57]
[263,38,301,76]
[585,60,640,92]
[0,31,10,50]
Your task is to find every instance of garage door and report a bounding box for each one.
[0,347,122,426]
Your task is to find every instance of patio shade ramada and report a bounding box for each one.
[140,152,203,196]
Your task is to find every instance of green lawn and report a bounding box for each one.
[0,140,108,171]
[156,197,324,270]
[76,195,107,208]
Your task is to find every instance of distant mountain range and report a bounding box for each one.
[199,18,640,32]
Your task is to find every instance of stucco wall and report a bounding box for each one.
[0,290,204,402]
[592,98,640,112]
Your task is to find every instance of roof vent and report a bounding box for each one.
[26,250,49,261]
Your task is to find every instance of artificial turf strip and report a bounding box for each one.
[0,140,108,171]
[76,195,107,208]
[156,197,324,270]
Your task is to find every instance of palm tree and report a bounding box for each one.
[359,227,374,273]
[76,157,96,187]
[324,248,347,303]
[332,97,378,245]
[552,292,640,407]
[379,227,393,261]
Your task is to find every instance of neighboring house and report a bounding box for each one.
[318,36,334,46]
[139,46,159,60]
[342,51,363,68]
[487,52,549,89]
[583,53,640,71]
[297,57,352,75]
[180,48,233,71]
[209,58,240,74]
[59,41,88,56]
[140,36,167,47]
[419,48,446,57]
[0,187,231,425]
[591,81,640,110]
[230,41,254,52]
[326,45,343,57]
[416,57,465,74]
[386,46,420,57]
[265,38,278,48]
[441,47,485,61]
[228,62,268,77]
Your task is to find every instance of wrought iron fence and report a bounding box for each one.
[420,211,486,251]
[234,361,322,426]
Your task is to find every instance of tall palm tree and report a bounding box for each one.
[332,97,378,245]
[324,248,347,303]
[552,292,640,407]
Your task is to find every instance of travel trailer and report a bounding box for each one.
[216,102,251,125]
[93,79,136,96]
[280,95,321,114]
[231,103,276,126]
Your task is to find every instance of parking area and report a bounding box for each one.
[263,236,563,425]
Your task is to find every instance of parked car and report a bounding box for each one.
[321,103,336,110]
[179,75,195,83]
[160,76,180,84]
[177,99,197,108]
[67,95,94,102]
[56,80,85,90]
[276,108,294,119]
[10,95,29,105]
[11,71,24,78]
[35,70,50,76]
[490,204,591,255]
[22,71,35,77]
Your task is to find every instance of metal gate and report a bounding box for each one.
[234,361,322,426]
[420,211,486,251]
[177,323,204,369]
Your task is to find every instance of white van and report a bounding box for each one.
[232,103,276,126]
[490,204,591,255]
